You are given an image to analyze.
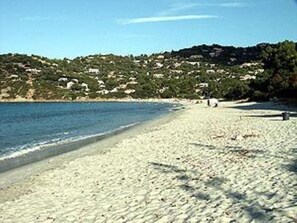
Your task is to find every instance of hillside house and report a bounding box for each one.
[26,68,41,73]
[88,68,100,74]
[155,62,163,69]
[159,87,169,93]
[66,81,75,89]
[127,81,138,85]
[153,73,164,78]
[124,89,135,94]
[198,83,209,88]
[240,75,256,81]
[217,69,225,74]
[129,77,137,81]
[186,62,200,67]
[170,70,183,74]
[97,80,104,85]
[97,90,109,95]
[173,62,182,68]
[9,74,19,79]
[110,88,118,93]
[255,69,264,74]
[108,72,116,79]
[82,83,89,91]
[190,55,203,59]
[58,77,68,82]
[119,84,127,89]
[206,69,215,74]
[209,52,215,57]
[239,62,259,68]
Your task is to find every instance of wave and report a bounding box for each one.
[0,122,140,172]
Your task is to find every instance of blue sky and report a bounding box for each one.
[0,0,296,58]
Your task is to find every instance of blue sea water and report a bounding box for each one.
[0,102,174,160]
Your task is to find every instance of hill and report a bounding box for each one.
[0,41,295,101]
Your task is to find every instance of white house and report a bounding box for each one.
[110,88,118,93]
[119,84,127,89]
[217,69,225,74]
[124,89,135,94]
[97,80,105,85]
[127,81,138,85]
[170,70,183,74]
[129,77,137,81]
[26,68,41,73]
[239,62,259,68]
[66,81,75,89]
[190,55,203,59]
[81,83,89,91]
[9,74,19,79]
[173,62,182,68]
[58,77,68,82]
[159,87,169,93]
[240,75,256,81]
[198,83,209,88]
[206,69,215,74]
[97,90,109,95]
[153,73,164,78]
[186,61,200,67]
[88,68,100,74]
[155,62,163,68]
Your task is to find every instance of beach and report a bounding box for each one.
[0,101,296,222]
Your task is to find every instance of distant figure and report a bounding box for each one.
[207,98,219,107]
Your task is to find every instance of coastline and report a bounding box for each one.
[0,105,185,187]
[0,100,186,173]
[0,122,140,173]
[0,101,296,222]
[0,97,196,104]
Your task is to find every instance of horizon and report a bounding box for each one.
[0,0,297,59]
[0,40,293,60]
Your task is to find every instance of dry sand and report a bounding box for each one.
[0,101,296,223]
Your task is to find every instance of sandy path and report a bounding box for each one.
[0,101,296,223]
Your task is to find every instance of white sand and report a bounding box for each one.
[0,101,296,223]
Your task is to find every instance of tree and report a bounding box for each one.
[251,40,297,99]
[262,40,297,72]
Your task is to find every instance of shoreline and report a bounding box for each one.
[0,122,141,173]
[0,101,296,222]
[0,100,186,174]
[0,97,198,104]
[0,105,185,188]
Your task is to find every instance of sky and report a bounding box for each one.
[0,0,296,58]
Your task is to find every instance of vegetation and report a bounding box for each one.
[0,41,295,101]
[249,40,297,100]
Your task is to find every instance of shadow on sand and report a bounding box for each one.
[149,144,297,222]
[282,158,297,175]
[190,143,267,159]
[244,114,297,119]
[230,101,297,112]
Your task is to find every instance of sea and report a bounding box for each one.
[0,102,176,172]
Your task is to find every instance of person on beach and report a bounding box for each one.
[207,98,219,107]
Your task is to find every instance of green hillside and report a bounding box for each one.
[1,41,296,101]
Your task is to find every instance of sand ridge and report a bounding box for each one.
[0,101,296,222]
